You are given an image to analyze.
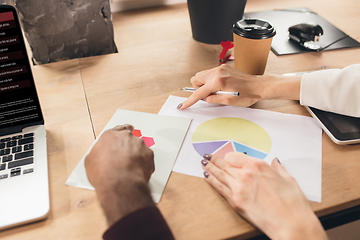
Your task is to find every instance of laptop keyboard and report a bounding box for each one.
[0,132,35,180]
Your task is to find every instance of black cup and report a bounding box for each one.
[187,0,247,44]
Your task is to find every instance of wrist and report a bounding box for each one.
[96,174,154,226]
[262,74,302,101]
[274,214,327,240]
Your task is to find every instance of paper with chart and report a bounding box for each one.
[66,108,192,203]
[159,95,323,202]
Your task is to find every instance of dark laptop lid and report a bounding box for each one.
[0,5,44,137]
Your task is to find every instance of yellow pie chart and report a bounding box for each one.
[192,117,272,159]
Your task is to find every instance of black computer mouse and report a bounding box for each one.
[288,22,324,50]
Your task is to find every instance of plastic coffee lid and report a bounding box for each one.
[232,18,276,39]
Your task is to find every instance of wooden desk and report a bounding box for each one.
[1,0,360,239]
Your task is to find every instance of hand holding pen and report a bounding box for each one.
[179,87,239,96]
[177,65,262,110]
[177,64,302,110]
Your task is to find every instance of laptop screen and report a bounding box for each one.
[0,6,43,136]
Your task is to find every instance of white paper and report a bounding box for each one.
[66,109,192,203]
[159,95,323,202]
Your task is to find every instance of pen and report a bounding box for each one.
[179,87,239,96]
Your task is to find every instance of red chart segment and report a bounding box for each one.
[132,129,155,147]
[213,141,234,159]
[142,136,155,148]
[132,129,142,137]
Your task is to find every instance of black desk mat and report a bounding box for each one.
[244,8,360,55]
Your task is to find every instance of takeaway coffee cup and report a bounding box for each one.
[232,18,276,75]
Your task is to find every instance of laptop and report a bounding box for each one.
[0,5,49,230]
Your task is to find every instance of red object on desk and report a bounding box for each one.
[219,40,234,64]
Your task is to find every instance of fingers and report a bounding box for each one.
[201,154,235,188]
[270,157,281,169]
[179,84,218,109]
[224,152,262,168]
[270,157,294,180]
[203,154,227,169]
[203,170,232,198]
[201,156,232,198]
[112,124,134,132]
[178,66,225,110]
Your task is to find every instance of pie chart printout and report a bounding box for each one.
[192,117,272,159]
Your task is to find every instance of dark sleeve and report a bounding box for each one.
[103,205,175,240]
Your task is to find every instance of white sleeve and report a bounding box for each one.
[300,64,360,117]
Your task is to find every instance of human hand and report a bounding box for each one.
[177,64,301,110]
[178,64,263,109]
[201,153,328,240]
[85,124,155,226]
[86,124,155,187]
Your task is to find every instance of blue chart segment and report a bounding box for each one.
[192,117,272,159]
